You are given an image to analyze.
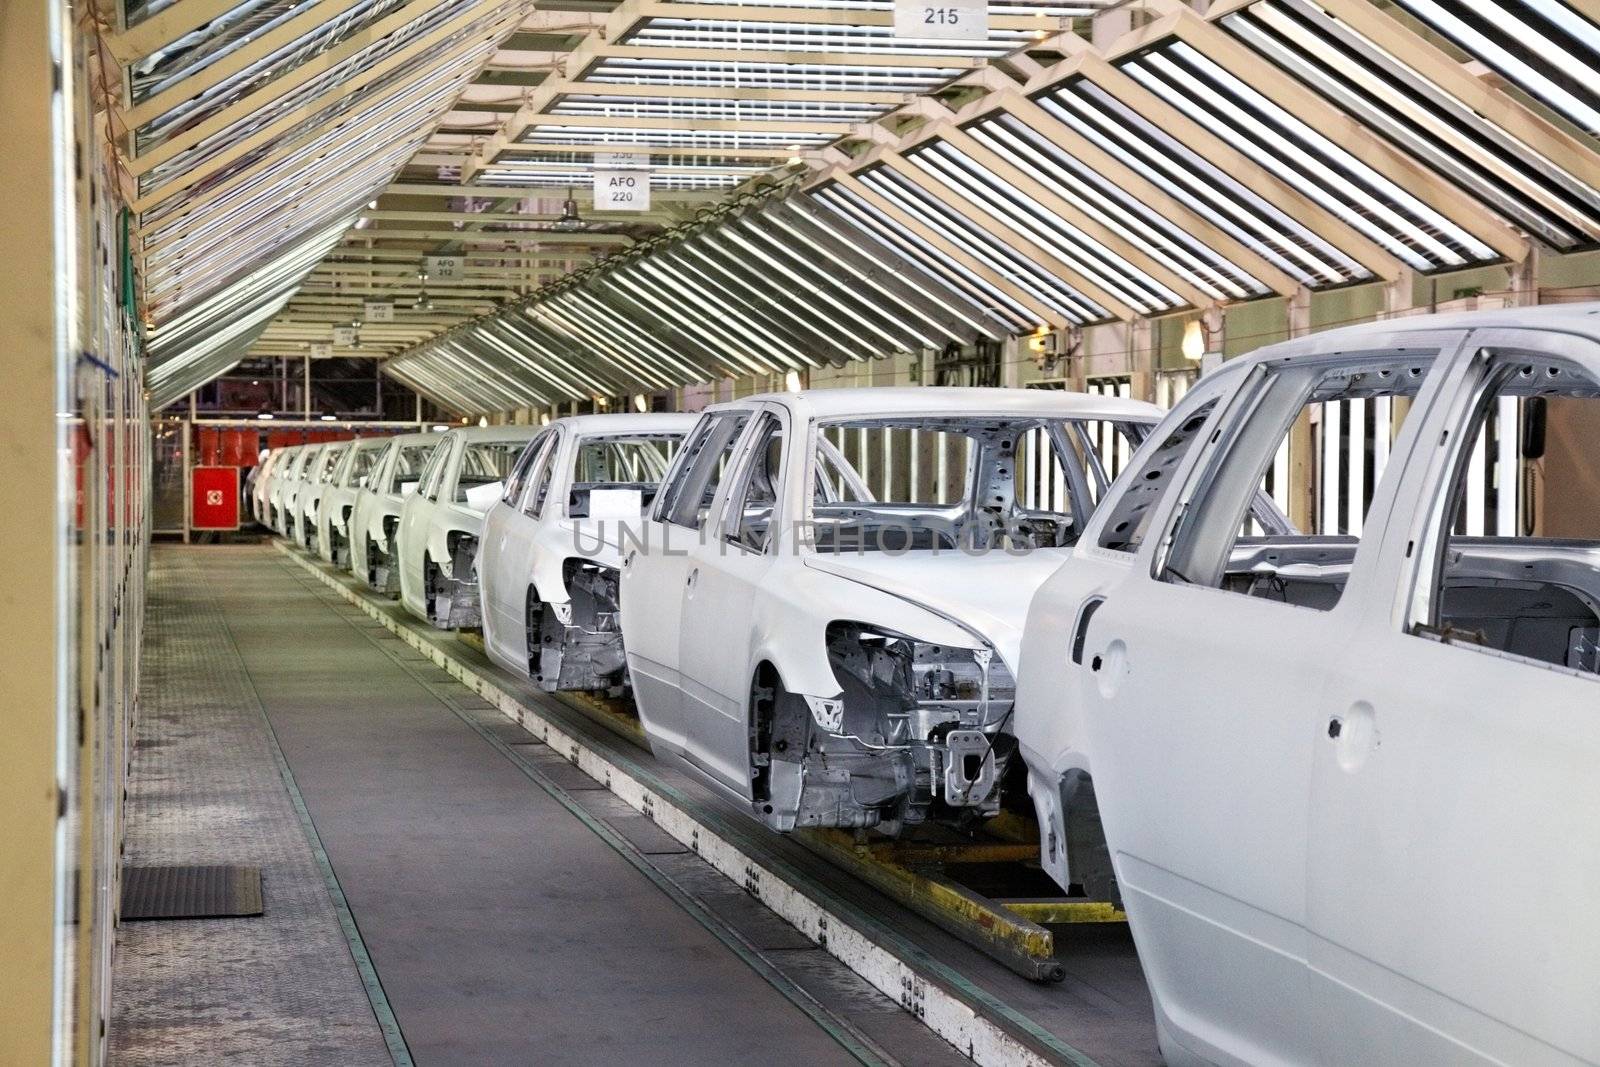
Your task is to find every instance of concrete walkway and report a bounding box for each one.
[113,545,964,1065]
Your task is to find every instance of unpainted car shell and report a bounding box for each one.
[348,432,440,594]
[269,446,312,537]
[281,443,330,541]
[316,437,388,565]
[1015,305,1600,1067]
[479,412,697,690]
[260,446,297,533]
[295,442,347,550]
[249,449,284,525]
[620,387,1160,833]
[397,425,539,628]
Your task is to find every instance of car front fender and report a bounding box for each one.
[744,564,982,703]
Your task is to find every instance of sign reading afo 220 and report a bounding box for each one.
[594,170,650,212]
[893,0,986,40]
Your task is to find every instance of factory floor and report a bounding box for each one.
[110,544,969,1066]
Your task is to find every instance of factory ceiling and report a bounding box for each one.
[109,0,1600,411]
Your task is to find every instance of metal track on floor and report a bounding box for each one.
[276,542,1103,1067]
[522,672,1124,985]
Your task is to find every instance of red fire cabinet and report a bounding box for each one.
[191,465,240,531]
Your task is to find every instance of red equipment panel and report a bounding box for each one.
[191,466,240,531]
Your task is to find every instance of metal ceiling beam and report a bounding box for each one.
[131,76,483,225]
[935,121,1211,307]
[767,201,993,342]
[469,0,900,178]
[364,208,678,225]
[1248,0,1600,189]
[823,165,1067,330]
[383,181,730,198]
[508,112,855,135]
[544,81,910,105]
[656,241,863,363]
[876,151,1136,319]
[310,263,546,277]
[950,73,1298,295]
[583,43,984,70]
[128,0,519,179]
[1144,1,1526,262]
[628,2,1066,29]
[129,3,525,210]
[122,0,413,130]
[340,228,633,244]
[106,0,249,64]
[493,141,797,159]
[1021,41,1403,281]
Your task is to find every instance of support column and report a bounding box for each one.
[1128,318,1155,403]
[1509,245,1541,307]
[0,0,68,1062]
[1287,286,1312,338]
[1000,339,1022,389]
[1383,268,1418,320]
[1284,288,1315,529]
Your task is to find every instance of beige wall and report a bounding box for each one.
[1537,398,1600,540]
[0,1,66,1063]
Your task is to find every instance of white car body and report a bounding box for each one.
[249,448,284,525]
[268,445,311,536]
[315,437,389,566]
[479,412,696,691]
[280,443,328,542]
[1015,307,1600,1067]
[348,432,443,595]
[396,425,539,627]
[294,442,348,550]
[260,445,299,533]
[619,387,1159,835]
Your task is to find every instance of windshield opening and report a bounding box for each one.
[804,415,1147,554]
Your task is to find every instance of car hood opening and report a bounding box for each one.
[802,549,1071,670]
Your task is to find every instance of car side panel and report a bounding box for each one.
[480,502,534,674]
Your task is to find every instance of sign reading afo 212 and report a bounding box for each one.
[893,0,986,40]
[594,170,651,211]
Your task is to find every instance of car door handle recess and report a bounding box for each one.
[1328,701,1379,773]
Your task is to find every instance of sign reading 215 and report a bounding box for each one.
[893,0,987,40]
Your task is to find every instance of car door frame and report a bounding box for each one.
[481,428,557,673]
[1304,327,1600,1065]
[1065,329,1470,1067]
[677,403,792,795]
[351,438,399,576]
[622,408,751,760]
[399,434,455,617]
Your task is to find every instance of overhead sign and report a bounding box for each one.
[332,326,358,346]
[310,342,333,358]
[594,151,648,170]
[595,170,650,211]
[894,0,987,40]
[424,254,464,279]
[364,301,394,323]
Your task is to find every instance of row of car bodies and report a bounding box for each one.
[259,305,1598,1067]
